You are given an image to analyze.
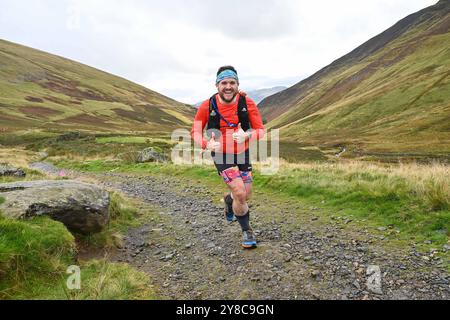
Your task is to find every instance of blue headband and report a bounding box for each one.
[216,69,239,84]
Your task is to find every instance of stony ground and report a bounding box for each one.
[31,163,450,300]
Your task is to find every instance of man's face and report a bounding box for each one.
[216,78,239,103]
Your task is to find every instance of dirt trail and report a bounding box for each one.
[31,163,450,299]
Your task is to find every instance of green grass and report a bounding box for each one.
[253,169,449,244]
[0,216,76,298]
[0,191,157,299]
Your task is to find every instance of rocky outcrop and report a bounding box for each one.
[0,163,26,177]
[0,180,110,234]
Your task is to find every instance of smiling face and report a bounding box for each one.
[216,78,239,103]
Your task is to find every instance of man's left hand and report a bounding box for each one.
[232,123,250,144]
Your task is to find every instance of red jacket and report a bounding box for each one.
[191,94,265,154]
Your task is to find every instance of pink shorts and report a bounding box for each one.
[220,168,253,184]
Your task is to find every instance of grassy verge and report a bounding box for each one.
[55,159,449,246]
[0,193,157,300]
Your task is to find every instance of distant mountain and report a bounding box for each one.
[259,0,450,155]
[0,39,195,133]
[193,86,287,108]
[246,86,287,104]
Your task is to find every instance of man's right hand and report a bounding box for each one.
[206,132,221,152]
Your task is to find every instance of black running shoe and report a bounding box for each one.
[224,193,235,222]
[242,229,257,249]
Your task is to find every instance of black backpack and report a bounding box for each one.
[205,93,250,138]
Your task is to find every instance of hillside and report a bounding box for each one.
[0,39,195,134]
[259,0,450,157]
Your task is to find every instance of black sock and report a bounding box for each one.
[236,211,250,231]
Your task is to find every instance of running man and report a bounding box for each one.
[191,66,265,248]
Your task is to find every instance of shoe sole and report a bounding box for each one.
[242,242,257,249]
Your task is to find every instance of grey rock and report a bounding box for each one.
[366,265,383,295]
[0,180,109,234]
[136,147,167,163]
[0,164,26,177]
[29,162,64,177]
[310,270,321,278]
[161,253,175,261]
[37,152,49,160]
[353,280,361,290]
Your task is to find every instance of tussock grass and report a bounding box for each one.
[0,147,44,167]
[269,159,450,211]
[64,260,156,300]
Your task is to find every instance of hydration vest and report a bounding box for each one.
[206,93,250,138]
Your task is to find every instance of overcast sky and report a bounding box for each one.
[0,0,438,104]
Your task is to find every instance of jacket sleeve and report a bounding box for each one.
[245,97,265,141]
[191,100,209,149]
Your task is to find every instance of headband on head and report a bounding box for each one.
[216,69,239,84]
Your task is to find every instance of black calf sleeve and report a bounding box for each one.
[236,211,250,231]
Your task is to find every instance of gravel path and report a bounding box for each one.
[31,163,450,300]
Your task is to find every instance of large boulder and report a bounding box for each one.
[137,147,167,163]
[0,163,26,177]
[0,180,110,234]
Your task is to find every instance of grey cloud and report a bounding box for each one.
[138,0,298,40]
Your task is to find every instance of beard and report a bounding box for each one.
[218,90,237,103]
